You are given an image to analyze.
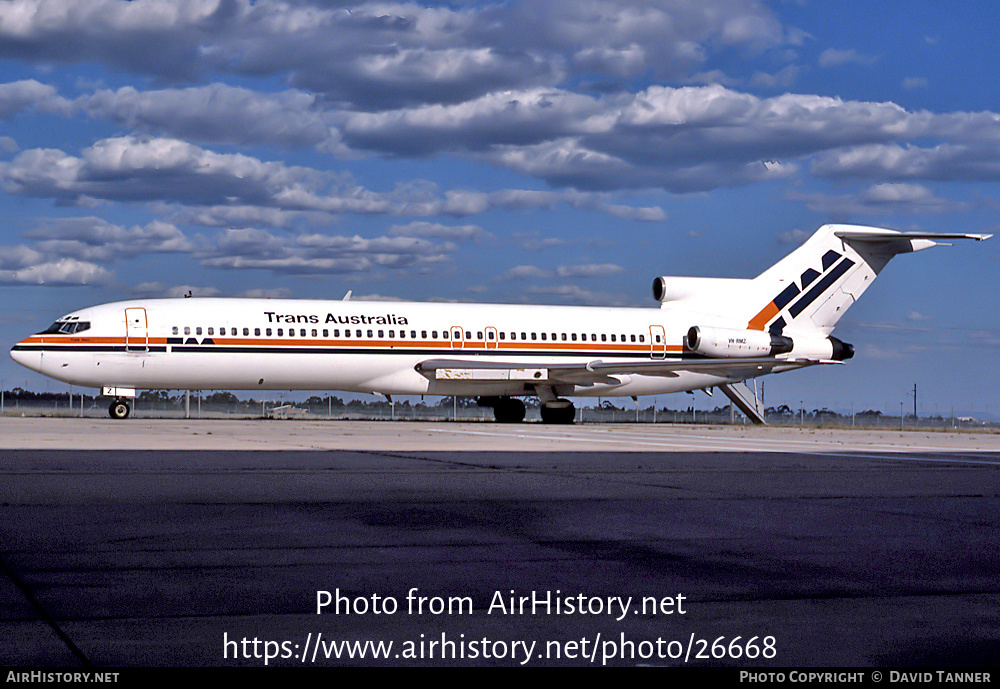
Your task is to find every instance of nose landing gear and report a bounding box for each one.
[108,398,131,419]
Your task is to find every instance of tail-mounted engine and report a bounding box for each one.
[652,276,753,303]
[687,326,792,358]
[687,326,853,361]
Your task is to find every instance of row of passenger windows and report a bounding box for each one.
[170,326,656,344]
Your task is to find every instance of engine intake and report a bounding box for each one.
[653,276,754,304]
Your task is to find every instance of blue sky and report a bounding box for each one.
[1,0,998,416]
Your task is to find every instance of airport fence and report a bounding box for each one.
[1,391,995,431]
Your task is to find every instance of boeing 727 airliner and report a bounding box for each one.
[9,224,990,422]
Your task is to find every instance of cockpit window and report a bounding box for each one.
[39,320,91,335]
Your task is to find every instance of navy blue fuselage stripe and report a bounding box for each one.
[788,258,855,318]
[11,345,168,353]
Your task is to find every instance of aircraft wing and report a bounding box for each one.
[414,356,836,387]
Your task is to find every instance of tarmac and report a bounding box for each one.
[1,419,998,667]
[2,416,999,452]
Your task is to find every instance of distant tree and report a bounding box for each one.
[206,391,239,404]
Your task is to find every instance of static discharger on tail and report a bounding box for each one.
[10,224,990,423]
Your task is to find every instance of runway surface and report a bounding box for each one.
[1,420,998,666]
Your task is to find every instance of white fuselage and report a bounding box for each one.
[10,297,742,398]
[12,225,989,413]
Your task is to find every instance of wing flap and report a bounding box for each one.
[415,360,620,385]
[415,356,835,387]
[431,366,547,382]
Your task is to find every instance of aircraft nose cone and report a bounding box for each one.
[10,342,41,372]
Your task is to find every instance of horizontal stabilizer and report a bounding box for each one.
[834,229,991,243]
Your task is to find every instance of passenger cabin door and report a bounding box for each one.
[485,326,498,349]
[450,326,464,349]
[649,324,666,359]
[125,308,148,352]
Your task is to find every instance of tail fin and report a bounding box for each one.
[745,224,990,335]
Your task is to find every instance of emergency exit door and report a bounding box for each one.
[125,307,148,352]
[649,324,666,359]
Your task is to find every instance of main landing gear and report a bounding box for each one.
[479,396,526,423]
[108,398,131,419]
[540,399,576,425]
[479,396,576,424]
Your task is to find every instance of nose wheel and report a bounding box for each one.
[108,398,131,419]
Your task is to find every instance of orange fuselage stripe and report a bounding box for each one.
[20,334,684,355]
